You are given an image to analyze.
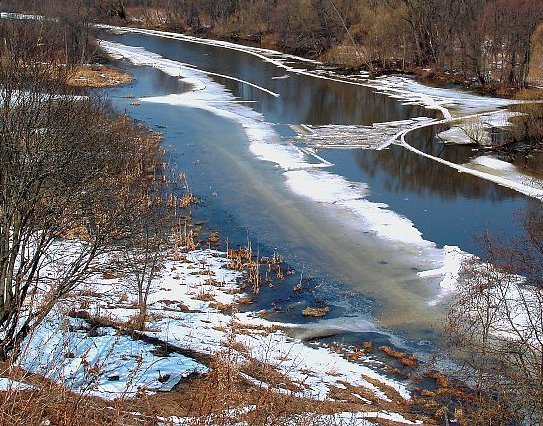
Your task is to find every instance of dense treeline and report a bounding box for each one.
[3,0,542,90]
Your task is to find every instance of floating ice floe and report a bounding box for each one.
[293,118,435,150]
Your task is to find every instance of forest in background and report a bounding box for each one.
[2,0,543,94]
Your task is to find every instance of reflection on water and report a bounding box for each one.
[357,130,517,202]
[102,30,534,348]
[101,32,429,126]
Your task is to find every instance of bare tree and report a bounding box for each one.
[120,184,171,330]
[446,206,543,424]
[0,19,161,359]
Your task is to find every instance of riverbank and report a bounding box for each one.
[2,11,538,425]
[114,10,543,100]
[3,234,466,424]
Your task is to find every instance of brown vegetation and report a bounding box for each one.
[301,306,330,318]
[3,1,543,91]
[0,15,171,358]
[67,65,132,88]
[444,206,543,424]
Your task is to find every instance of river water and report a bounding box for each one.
[100,30,534,352]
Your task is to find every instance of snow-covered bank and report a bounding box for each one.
[0,378,35,392]
[437,110,523,145]
[104,249,412,402]
[14,247,424,423]
[161,410,422,426]
[364,76,522,118]
[22,314,207,399]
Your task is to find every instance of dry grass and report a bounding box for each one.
[0,361,143,426]
[0,310,438,426]
[67,65,132,88]
[379,346,418,368]
[319,44,366,69]
[513,87,543,100]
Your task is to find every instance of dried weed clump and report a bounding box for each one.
[0,361,143,426]
[302,306,330,318]
[66,65,132,88]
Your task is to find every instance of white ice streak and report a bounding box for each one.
[99,40,279,97]
[418,246,472,305]
[400,135,543,200]
[285,169,433,248]
[381,109,543,201]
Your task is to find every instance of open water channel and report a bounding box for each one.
[100,28,535,353]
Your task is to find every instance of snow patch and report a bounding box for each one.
[74,248,414,403]
[22,314,207,399]
[0,378,35,392]
[471,156,517,171]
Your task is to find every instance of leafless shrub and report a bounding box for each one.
[0,18,167,359]
[445,208,543,424]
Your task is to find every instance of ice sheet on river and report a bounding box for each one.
[101,41,441,249]
[293,118,435,150]
[364,76,522,118]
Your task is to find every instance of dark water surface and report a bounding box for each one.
[101,31,531,351]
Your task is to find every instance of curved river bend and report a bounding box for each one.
[100,29,535,352]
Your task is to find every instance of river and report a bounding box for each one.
[99,28,535,353]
